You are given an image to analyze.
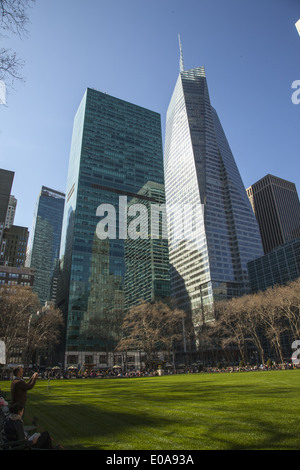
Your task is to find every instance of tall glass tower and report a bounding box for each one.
[58,88,165,367]
[164,57,264,325]
[26,186,65,305]
[124,181,170,310]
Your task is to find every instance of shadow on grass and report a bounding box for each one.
[29,402,177,450]
[23,373,300,451]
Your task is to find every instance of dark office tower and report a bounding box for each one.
[164,58,264,325]
[247,174,300,254]
[59,88,165,367]
[1,225,29,267]
[26,186,65,305]
[0,169,14,243]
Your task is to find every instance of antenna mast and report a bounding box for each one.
[178,34,184,72]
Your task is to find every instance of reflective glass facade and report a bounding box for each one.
[124,181,170,309]
[164,67,264,324]
[26,186,65,304]
[59,88,165,365]
[248,237,300,292]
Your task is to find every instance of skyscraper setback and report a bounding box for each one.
[58,88,166,367]
[164,62,264,324]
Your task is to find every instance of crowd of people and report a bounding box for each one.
[1,360,299,384]
[18,360,299,381]
[199,362,299,373]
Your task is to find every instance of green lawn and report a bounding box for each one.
[1,369,300,450]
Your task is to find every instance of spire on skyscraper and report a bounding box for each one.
[178,34,184,72]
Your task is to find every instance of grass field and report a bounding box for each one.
[1,369,300,450]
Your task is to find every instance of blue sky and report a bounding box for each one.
[0,0,299,229]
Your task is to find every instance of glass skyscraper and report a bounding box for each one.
[26,186,65,305]
[164,65,264,325]
[248,237,300,292]
[124,181,170,310]
[58,88,165,367]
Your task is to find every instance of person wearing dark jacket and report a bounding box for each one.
[11,366,38,411]
[4,402,53,449]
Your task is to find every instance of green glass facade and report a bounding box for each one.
[58,88,165,366]
[124,181,170,310]
[26,186,65,305]
[247,237,300,292]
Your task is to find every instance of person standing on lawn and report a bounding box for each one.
[11,366,38,413]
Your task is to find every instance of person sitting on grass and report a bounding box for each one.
[4,402,53,449]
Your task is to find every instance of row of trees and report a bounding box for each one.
[0,285,63,366]
[116,279,300,368]
[1,279,300,369]
[209,278,300,365]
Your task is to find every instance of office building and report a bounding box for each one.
[1,225,29,267]
[164,54,264,325]
[26,186,65,305]
[0,169,14,224]
[248,237,300,292]
[58,88,165,367]
[247,174,300,254]
[5,195,17,228]
[0,265,35,287]
[0,169,14,244]
[124,181,170,310]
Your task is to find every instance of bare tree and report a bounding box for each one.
[116,300,185,369]
[24,304,64,366]
[201,279,300,366]
[214,297,249,365]
[0,0,35,35]
[0,0,35,90]
[0,47,23,82]
[278,278,300,342]
[0,285,40,362]
[195,321,219,365]
[0,285,63,365]
[258,288,287,364]
[242,292,266,364]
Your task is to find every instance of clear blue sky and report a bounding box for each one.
[0,0,299,230]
